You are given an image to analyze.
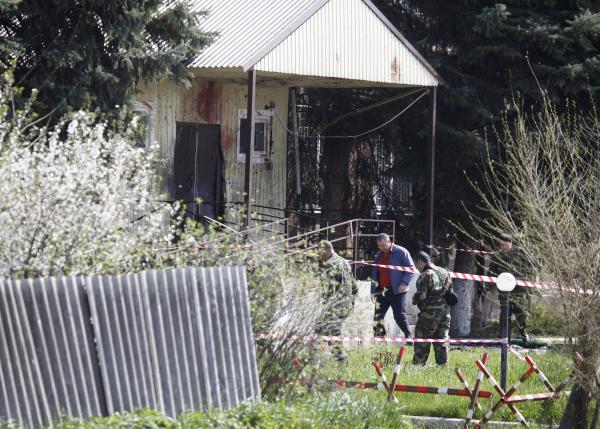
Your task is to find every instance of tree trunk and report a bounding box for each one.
[450,246,475,337]
[559,383,590,429]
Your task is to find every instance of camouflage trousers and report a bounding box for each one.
[509,294,528,337]
[314,307,351,363]
[413,311,450,365]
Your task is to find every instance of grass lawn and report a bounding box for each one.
[306,345,571,426]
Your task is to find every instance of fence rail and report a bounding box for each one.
[0,266,260,428]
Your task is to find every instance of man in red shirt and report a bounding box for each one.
[371,233,415,338]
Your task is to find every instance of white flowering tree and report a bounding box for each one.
[0,74,171,278]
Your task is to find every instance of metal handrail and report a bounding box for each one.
[279,218,395,244]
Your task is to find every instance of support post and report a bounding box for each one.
[243,69,257,229]
[499,291,510,390]
[291,88,302,195]
[426,87,437,255]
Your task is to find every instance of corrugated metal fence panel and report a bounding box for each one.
[0,266,260,428]
[86,266,259,417]
[0,276,106,428]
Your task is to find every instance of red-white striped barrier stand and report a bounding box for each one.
[257,333,507,346]
[474,359,535,428]
[311,378,493,398]
[524,355,555,392]
[455,367,482,412]
[307,358,320,394]
[464,353,489,429]
[388,347,406,402]
[373,361,395,401]
[358,261,595,295]
[372,347,493,401]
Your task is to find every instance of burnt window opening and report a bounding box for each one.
[237,109,272,162]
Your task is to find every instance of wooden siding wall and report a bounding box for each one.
[137,78,289,228]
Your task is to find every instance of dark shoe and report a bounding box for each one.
[335,355,348,365]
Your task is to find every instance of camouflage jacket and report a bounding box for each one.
[321,253,357,305]
[412,263,452,314]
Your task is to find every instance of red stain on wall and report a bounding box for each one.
[221,128,235,153]
[197,80,222,123]
[391,56,400,82]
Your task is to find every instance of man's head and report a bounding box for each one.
[376,233,392,254]
[319,240,334,261]
[498,233,513,253]
[415,250,431,271]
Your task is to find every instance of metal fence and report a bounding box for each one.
[0,266,260,428]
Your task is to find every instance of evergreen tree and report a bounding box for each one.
[0,0,213,117]
[373,0,600,242]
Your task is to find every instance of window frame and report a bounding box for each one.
[236,108,272,163]
[132,100,156,149]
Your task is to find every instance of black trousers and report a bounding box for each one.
[373,288,411,338]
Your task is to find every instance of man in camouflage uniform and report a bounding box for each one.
[412,251,453,365]
[315,240,357,363]
[488,233,530,343]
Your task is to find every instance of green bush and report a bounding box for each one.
[5,397,413,429]
[527,303,566,337]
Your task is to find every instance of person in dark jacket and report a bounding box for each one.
[371,233,415,338]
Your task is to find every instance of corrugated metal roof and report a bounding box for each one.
[255,0,439,86]
[187,0,327,69]
[185,0,443,86]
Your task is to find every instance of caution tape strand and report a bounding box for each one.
[357,261,594,295]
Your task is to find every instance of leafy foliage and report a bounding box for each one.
[0,71,172,278]
[0,0,214,118]
[471,93,600,426]
[381,0,598,228]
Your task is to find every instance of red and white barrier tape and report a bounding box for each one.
[359,261,595,295]
[429,246,495,255]
[257,333,507,345]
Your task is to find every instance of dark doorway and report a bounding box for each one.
[173,122,223,220]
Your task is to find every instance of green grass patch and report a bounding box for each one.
[309,345,571,426]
